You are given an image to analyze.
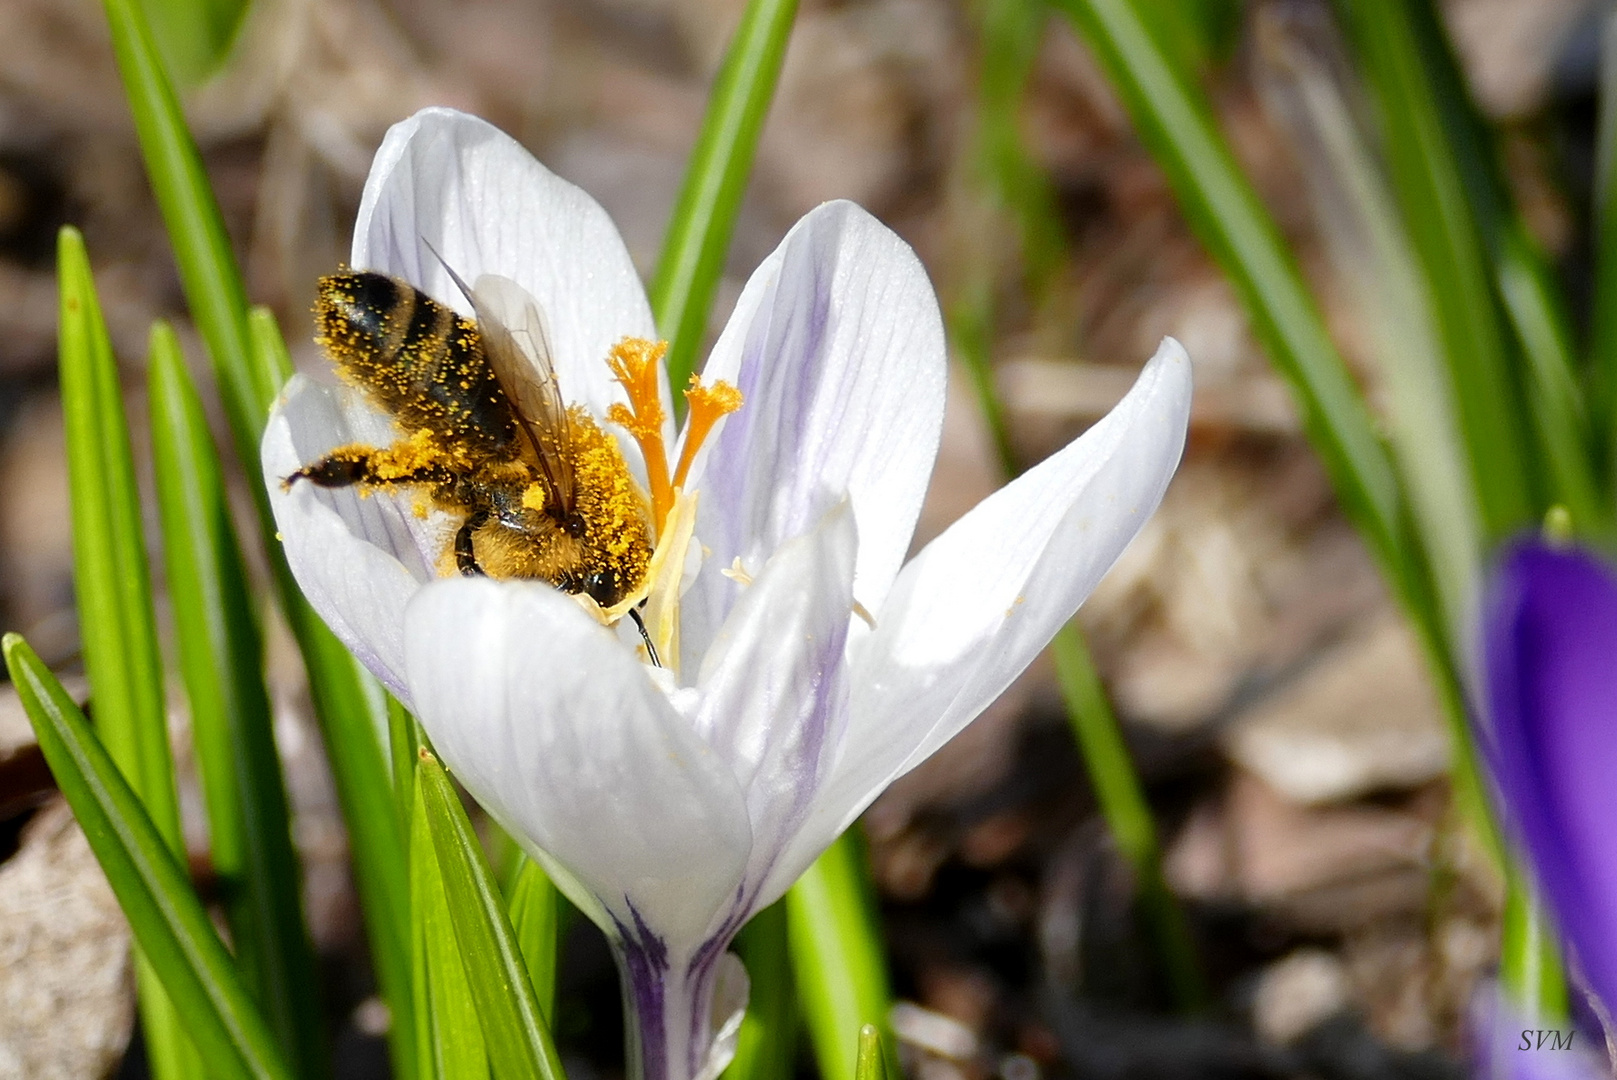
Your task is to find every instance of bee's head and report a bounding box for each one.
[316,271,402,349]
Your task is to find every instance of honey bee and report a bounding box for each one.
[286,269,655,633]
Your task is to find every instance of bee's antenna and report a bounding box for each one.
[628,608,661,668]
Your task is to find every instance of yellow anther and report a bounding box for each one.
[673,376,743,490]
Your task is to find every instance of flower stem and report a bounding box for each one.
[1501,878,1568,1024]
[1050,628,1207,1011]
[614,938,732,1080]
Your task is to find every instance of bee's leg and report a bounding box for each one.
[627,607,660,668]
[285,446,449,492]
[285,452,376,489]
[455,509,492,577]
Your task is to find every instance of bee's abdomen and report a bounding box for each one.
[316,271,519,456]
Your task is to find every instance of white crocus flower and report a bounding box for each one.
[263,107,1192,1080]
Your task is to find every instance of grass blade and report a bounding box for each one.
[1057,0,1509,883]
[148,324,328,1077]
[968,0,1065,302]
[957,0,1205,1008]
[57,229,182,875]
[1592,11,1617,471]
[1053,0,1418,599]
[1501,879,1568,1024]
[786,831,892,1080]
[58,226,200,1080]
[1050,627,1205,1009]
[1252,14,1484,637]
[1131,0,1242,73]
[138,0,247,86]
[722,900,795,1080]
[101,0,416,1060]
[649,0,798,393]
[507,856,563,1027]
[1494,236,1606,533]
[1330,0,1535,537]
[1374,2,1603,533]
[853,1024,887,1080]
[389,693,425,825]
[418,751,565,1080]
[100,0,257,463]
[4,634,293,1080]
[288,611,415,1076]
[410,763,491,1080]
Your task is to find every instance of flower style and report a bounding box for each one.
[263,107,1192,1080]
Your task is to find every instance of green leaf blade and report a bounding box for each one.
[723,900,795,1080]
[650,0,798,393]
[98,0,416,1059]
[1332,0,1536,537]
[786,831,892,1080]
[148,327,329,1078]
[250,308,417,1075]
[4,634,293,1080]
[1050,625,1204,1010]
[58,226,201,1080]
[411,767,492,1080]
[137,0,248,87]
[57,227,181,854]
[417,753,565,1080]
[854,1025,887,1080]
[507,855,563,1028]
[1053,0,1412,586]
[100,0,258,462]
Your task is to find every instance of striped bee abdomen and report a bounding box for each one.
[315,271,520,457]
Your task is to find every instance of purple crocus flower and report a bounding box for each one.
[1481,541,1617,1017]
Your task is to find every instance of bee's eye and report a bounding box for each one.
[564,512,587,539]
[584,570,618,606]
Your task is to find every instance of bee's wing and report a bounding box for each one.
[468,273,576,512]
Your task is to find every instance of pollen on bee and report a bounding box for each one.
[521,482,548,513]
[362,428,464,479]
[566,405,653,581]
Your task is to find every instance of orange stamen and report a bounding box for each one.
[606,337,674,534]
[604,337,744,540]
[673,376,743,489]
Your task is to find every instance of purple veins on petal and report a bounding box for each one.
[614,903,672,1080]
[1482,541,1617,1013]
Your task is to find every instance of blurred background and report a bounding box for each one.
[0,0,1603,1076]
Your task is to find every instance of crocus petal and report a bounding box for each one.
[352,107,659,423]
[263,376,450,701]
[767,339,1192,891]
[683,201,946,660]
[1482,542,1617,1013]
[404,577,753,950]
[691,502,856,921]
